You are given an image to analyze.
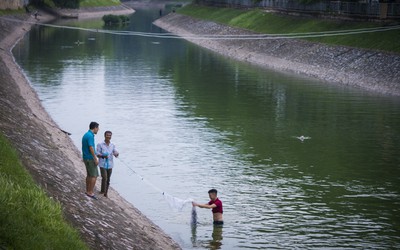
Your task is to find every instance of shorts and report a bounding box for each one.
[84,159,99,177]
[213,221,224,225]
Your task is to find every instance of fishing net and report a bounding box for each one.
[163,192,197,224]
[191,206,197,225]
[163,192,193,212]
[117,159,198,224]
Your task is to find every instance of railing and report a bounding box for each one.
[196,0,400,19]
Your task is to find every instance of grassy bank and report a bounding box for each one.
[178,5,400,53]
[0,134,88,249]
[0,9,25,15]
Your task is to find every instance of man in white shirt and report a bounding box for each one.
[96,130,119,197]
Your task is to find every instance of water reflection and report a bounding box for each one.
[210,225,223,249]
[13,6,400,249]
[191,224,223,250]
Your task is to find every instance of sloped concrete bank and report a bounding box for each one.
[154,13,400,96]
[0,12,180,250]
[48,3,135,19]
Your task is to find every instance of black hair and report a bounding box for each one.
[89,122,99,130]
[208,189,218,194]
[104,130,112,136]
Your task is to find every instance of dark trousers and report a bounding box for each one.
[100,167,112,194]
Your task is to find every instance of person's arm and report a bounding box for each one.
[89,146,98,165]
[96,143,102,158]
[192,202,216,209]
[113,146,119,157]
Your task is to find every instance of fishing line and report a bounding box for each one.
[1,15,399,40]
[101,24,400,39]
[116,157,196,223]
[0,96,71,135]
[117,157,164,194]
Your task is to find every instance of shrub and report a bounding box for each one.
[52,0,79,8]
[102,14,130,25]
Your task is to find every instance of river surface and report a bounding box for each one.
[13,6,400,249]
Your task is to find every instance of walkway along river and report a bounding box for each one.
[11,6,400,250]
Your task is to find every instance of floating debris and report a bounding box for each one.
[74,40,84,45]
[295,135,311,142]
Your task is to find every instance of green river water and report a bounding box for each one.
[13,6,400,249]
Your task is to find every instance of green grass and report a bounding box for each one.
[0,9,25,15]
[80,0,121,7]
[178,5,400,53]
[0,133,88,250]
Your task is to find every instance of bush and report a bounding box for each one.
[52,0,79,8]
[102,14,130,25]
[119,15,129,23]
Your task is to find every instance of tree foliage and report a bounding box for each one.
[102,14,130,25]
[52,0,79,8]
[297,0,322,4]
[30,0,45,6]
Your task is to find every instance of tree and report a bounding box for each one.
[52,0,79,8]
[30,0,45,6]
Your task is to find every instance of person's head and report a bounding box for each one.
[104,130,112,142]
[208,189,218,200]
[89,122,99,134]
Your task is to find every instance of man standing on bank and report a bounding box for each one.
[192,189,223,225]
[96,130,119,197]
[82,122,99,199]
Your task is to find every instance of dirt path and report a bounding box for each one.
[154,13,400,96]
[0,10,180,250]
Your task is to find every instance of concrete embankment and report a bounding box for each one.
[48,4,135,19]
[0,10,180,250]
[154,13,400,96]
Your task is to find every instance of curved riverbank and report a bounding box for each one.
[0,10,180,250]
[154,13,400,96]
[49,4,135,19]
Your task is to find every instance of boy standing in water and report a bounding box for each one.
[193,189,223,225]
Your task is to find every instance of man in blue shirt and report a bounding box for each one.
[82,121,99,199]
